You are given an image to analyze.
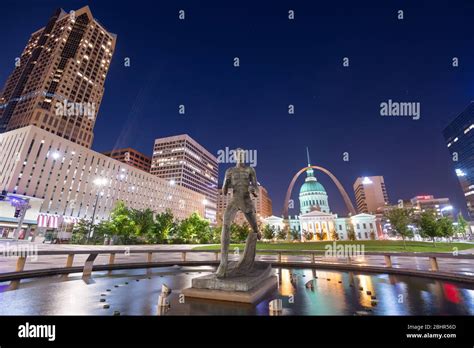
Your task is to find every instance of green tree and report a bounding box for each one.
[108,201,138,244]
[290,227,300,241]
[173,212,210,244]
[385,208,413,249]
[236,223,251,242]
[417,210,440,246]
[262,224,275,240]
[209,226,222,244]
[130,208,154,238]
[276,227,287,240]
[91,220,113,245]
[456,212,469,238]
[71,219,91,244]
[146,209,176,244]
[437,217,454,241]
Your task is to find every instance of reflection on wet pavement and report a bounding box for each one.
[0,266,473,315]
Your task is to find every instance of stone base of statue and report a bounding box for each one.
[182,261,277,304]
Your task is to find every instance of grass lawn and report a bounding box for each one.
[193,240,474,253]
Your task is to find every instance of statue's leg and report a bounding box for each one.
[236,211,260,273]
[215,203,238,278]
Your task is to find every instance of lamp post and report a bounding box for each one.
[440,205,453,218]
[87,178,107,244]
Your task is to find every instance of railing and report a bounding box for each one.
[0,248,473,282]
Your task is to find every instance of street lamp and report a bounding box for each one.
[87,178,108,243]
[440,205,453,217]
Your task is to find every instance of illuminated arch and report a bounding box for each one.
[282,165,356,218]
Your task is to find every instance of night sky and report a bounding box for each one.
[1,0,474,217]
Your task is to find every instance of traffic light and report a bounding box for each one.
[0,190,6,201]
[14,208,21,218]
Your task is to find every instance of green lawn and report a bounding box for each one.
[193,240,474,253]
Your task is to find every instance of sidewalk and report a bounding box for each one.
[1,239,473,276]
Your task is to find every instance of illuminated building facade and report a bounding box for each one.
[103,147,151,172]
[263,151,379,240]
[353,176,389,214]
[443,102,474,218]
[0,126,206,225]
[151,134,218,222]
[0,6,116,148]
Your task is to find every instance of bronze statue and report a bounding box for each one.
[216,148,261,278]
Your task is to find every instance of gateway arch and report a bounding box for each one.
[282,165,356,218]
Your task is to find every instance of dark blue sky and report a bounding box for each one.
[2,0,474,217]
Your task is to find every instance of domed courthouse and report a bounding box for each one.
[264,152,379,241]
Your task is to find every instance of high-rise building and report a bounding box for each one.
[353,176,389,214]
[103,147,151,172]
[0,6,116,148]
[217,184,272,226]
[410,195,453,218]
[443,102,474,218]
[151,134,218,222]
[0,126,206,223]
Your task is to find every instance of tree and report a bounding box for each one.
[346,222,356,241]
[330,228,339,241]
[302,230,314,241]
[173,212,211,244]
[108,201,138,244]
[276,227,287,240]
[146,210,176,244]
[369,230,376,240]
[92,220,113,245]
[71,219,91,244]
[437,217,454,241]
[417,210,440,245]
[290,227,300,241]
[385,208,413,249]
[130,208,154,238]
[262,224,275,240]
[456,213,469,238]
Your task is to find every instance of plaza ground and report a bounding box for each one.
[0,239,473,276]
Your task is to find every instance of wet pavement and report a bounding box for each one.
[0,266,473,315]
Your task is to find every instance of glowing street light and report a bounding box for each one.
[440,205,453,217]
[362,177,373,185]
[88,177,108,243]
[93,177,108,186]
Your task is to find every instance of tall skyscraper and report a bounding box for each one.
[0,6,116,148]
[443,102,474,218]
[353,176,389,213]
[103,147,151,172]
[151,134,218,222]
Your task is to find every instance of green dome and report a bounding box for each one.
[300,180,326,194]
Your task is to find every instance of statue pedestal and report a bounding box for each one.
[182,262,277,304]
